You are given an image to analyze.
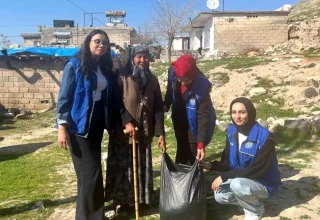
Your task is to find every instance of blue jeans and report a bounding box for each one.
[214,178,269,219]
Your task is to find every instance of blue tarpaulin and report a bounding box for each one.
[0,47,119,58]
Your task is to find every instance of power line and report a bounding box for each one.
[65,0,105,26]
[0,24,52,27]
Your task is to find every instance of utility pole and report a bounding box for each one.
[83,12,105,27]
[223,0,225,11]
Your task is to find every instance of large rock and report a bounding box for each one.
[284,119,312,133]
[296,99,308,106]
[216,120,229,131]
[312,119,320,132]
[8,108,20,115]
[304,87,318,98]
[288,58,302,63]
[307,79,319,88]
[259,120,269,128]
[247,51,260,57]
[269,124,282,134]
[3,112,14,119]
[249,87,267,96]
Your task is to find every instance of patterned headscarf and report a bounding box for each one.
[130,45,151,88]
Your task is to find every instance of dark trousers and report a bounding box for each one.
[172,112,197,166]
[175,137,197,166]
[69,100,105,220]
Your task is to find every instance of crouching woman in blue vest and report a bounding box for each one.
[201,97,281,220]
[56,30,115,220]
[163,54,216,165]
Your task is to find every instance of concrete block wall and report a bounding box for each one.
[214,14,288,54]
[0,59,64,111]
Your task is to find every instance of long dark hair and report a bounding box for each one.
[76,29,113,75]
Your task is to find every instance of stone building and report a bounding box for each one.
[187,11,290,56]
[21,16,138,48]
[21,26,138,48]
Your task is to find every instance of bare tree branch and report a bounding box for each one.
[149,0,196,62]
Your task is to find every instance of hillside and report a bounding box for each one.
[289,0,320,21]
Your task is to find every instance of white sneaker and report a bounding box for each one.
[244,206,265,220]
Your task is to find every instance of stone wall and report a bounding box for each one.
[0,58,64,111]
[214,13,289,54]
[26,26,138,48]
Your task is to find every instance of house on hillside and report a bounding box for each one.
[187,11,290,57]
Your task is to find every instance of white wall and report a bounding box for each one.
[202,17,216,56]
[172,38,183,50]
[189,29,202,50]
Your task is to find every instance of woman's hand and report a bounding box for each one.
[196,148,205,161]
[211,176,223,192]
[125,122,136,137]
[157,135,166,152]
[58,125,70,150]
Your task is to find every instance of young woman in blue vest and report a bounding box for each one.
[56,29,115,220]
[201,97,281,220]
[163,54,216,165]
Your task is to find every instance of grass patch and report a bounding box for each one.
[299,215,311,219]
[256,77,276,89]
[257,103,301,120]
[0,139,74,220]
[150,62,170,77]
[225,57,271,70]
[249,93,301,120]
[197,56,271,73]
[279,217,292,220]
[197,59,230,73]
[303,47,320,58]
[211,72,230,84]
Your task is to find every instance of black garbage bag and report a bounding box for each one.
[159,153,207,220]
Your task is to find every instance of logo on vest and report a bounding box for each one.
[190,98,196,106]
[245,142,254,149]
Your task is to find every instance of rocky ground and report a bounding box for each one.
[158,55,320,114]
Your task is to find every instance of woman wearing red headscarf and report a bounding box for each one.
[163,54,216,165]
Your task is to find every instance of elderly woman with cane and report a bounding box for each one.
[105,45,166,216]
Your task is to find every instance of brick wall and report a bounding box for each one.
[214,14,288,54]
[0,58,64,111]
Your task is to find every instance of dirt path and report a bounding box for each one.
[0,126,57,148]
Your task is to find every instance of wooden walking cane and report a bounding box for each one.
[124,127,139,220]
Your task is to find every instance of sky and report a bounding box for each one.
[0,0,300,46]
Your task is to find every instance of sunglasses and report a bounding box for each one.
[91,39,109,47]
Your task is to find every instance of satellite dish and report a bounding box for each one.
[206,0,220,10]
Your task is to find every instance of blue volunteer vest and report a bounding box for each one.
[67,58,112,135]
[170,68,216,146]
[227,123,281,196]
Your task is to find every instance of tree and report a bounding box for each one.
[149,0,196,62]
[0,33,10,49]
[133,25,160,47]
